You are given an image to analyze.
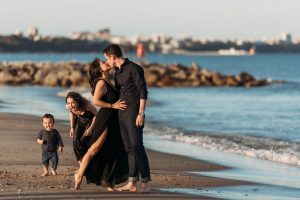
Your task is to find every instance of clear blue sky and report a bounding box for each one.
[1,0,299,39]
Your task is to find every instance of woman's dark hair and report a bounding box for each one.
[103,44,123,58]
[65,92,89,111]
[89,58,103,95]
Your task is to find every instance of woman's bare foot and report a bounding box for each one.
[140,182,150,193]
[116,182,137,192]
[74,173,82,190]
[107,187,114,191]
[41,172,49,177]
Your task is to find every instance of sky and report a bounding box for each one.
[1,0,299,40]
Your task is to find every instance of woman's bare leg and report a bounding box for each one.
[74,128,108,189]
[75,159,82,173]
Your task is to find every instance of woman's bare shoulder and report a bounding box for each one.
[95,79,106,87]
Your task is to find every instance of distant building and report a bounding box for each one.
[275,32,292,44]
[70,31,94,40]
[148,42,156,52]
[95,28,111,41]
[151,34,161,43]
[70,28,111,41]
[13,30,23,37]
[27,26,38,39]
[236,39,244,46]
[110,36,128,44]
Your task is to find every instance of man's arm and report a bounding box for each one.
[139,99,146,115]
[131,65,148,100]
[131,65,148,126]
[136,99,146,126]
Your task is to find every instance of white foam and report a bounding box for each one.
[144,124,300,167]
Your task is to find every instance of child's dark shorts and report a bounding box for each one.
[42,151,58,169]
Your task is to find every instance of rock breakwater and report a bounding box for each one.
[0,61,280,87]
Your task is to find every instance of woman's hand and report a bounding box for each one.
[69,128,75,138]
[66,104,71,111]
[83,127,92,136]
[112,100,127,110]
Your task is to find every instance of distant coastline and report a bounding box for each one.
[1,31,300,54]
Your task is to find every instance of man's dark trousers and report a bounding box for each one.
[119,115,151,182]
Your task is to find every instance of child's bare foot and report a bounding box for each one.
[41,172,49,177]
[50,168,57,175]
[116,182,137,192]
[140,182,150,193]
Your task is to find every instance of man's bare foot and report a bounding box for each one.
[74,173,82,190]
[41,172,49,177]
[50,168,57,176]
[140,182,150,193]
[116,182,137,192]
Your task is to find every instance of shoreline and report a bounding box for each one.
[0,112,251,199]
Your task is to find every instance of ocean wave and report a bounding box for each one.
[144,123,300,167]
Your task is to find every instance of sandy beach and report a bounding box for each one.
[0,112,251,199]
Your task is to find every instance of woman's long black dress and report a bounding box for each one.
[73,111,94,161]
[85,80,128,188]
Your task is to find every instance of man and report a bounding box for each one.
[103,44,151,193]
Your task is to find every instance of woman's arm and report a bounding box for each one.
[69,112,75,137]
[83,102,98,136]
[86,102,98,116]
[93,80,126,110]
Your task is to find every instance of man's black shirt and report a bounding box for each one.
[115,58,148,117]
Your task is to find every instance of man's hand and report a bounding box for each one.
[58,146,63,153]
[136,115,144,127]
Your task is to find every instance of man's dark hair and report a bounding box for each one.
[103,44,123,58]
[42,113,55,123]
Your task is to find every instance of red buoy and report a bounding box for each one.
[136,43,145,59]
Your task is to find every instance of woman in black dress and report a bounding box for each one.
[74,58,128,190]
[65,92,97,166]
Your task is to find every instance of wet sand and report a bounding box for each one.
[0,112,251,199]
